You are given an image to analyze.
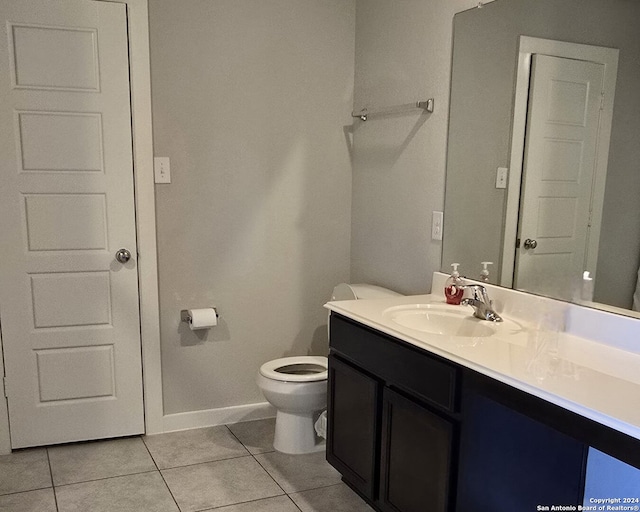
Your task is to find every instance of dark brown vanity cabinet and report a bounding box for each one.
[328,314,458,512]
[327,313,594,512]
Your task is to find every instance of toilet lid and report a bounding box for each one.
[259,356,328,382]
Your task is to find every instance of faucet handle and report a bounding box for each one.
[461,283,489,302]
[478,286,492,305]
[459,284,503,322]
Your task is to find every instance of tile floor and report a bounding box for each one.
[0,418,374,512]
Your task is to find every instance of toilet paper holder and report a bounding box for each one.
[180,308,219,323]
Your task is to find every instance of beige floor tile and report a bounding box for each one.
[254,450,341,493]
[204,495,300,512]
[290,482,375,512]
[0,488,57,512]
[161,456,283,512]
[143,426,248,469]
[0,449,51,495]
[227,418,276,454]
[55,471,178,512]
[48,437,156,485]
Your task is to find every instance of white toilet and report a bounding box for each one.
[257,283,401,455]
[257,355,328,454]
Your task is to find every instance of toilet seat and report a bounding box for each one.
[259,356,328,383]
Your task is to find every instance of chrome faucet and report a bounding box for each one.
[460,284,503,322]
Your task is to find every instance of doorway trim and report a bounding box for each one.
[500,36,619,288]
[0,0,162,453]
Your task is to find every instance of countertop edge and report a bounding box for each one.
[325,302,640,442]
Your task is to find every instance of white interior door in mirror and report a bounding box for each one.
[0,0,144,448]
[514,55,604,300]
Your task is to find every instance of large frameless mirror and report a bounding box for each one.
[442,0,640,317]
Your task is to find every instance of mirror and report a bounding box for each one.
[442,0,640,317]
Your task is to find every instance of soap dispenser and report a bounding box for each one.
[445,263,464,305]
[480,262,493,282]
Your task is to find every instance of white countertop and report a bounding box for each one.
[325,292,640,442]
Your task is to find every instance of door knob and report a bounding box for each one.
[523,239,538,250]
[115,248,132,263]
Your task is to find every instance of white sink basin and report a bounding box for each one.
[382,303,509,338]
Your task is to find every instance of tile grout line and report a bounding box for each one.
[225,423,346,510]
[139,435,161,468]
[288,481,347,495]
[192,494,300,512]
[145,452,257,472]
[249,451,291,495]
[45,448,60,512]
[286,494,305,512]
[53,469,160,488]
[224,425,293,499]
[158,425,293,512]
[154,468,184,511]
[141,428,252,470]
[0,486,51,498]
[140,435,183,511]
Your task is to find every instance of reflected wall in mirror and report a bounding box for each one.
[442,0,640,316]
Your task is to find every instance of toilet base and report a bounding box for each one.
[273,410,325,454]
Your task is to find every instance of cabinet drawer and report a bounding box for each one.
[330,314,458,412]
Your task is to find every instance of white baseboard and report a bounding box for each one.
[161,402,276,433]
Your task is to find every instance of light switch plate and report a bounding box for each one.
[496,167,508,189]
[432,211,444,241]
[154,157,171,183]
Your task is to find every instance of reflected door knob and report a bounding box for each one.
[523,239,538,250]
[115,248,132,263]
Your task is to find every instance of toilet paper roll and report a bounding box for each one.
[188,308,218,330]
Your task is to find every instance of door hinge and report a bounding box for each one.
[516,238,521,248]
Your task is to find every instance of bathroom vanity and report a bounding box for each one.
[325,276,640,512]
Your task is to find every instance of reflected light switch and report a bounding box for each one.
[432,211,443,241]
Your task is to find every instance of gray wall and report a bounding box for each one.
[350,0,482,295]
[443,0,640,308]
[148,0,354,415]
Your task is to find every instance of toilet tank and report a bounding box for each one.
[331,283,402,301]
[328,283,402,341]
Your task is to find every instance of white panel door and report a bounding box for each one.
[0,0,144,448]
[514,55,604,300]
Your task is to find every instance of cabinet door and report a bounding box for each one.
[380,387,454,512]
[457,391,586,511]
[327,354,380,500]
